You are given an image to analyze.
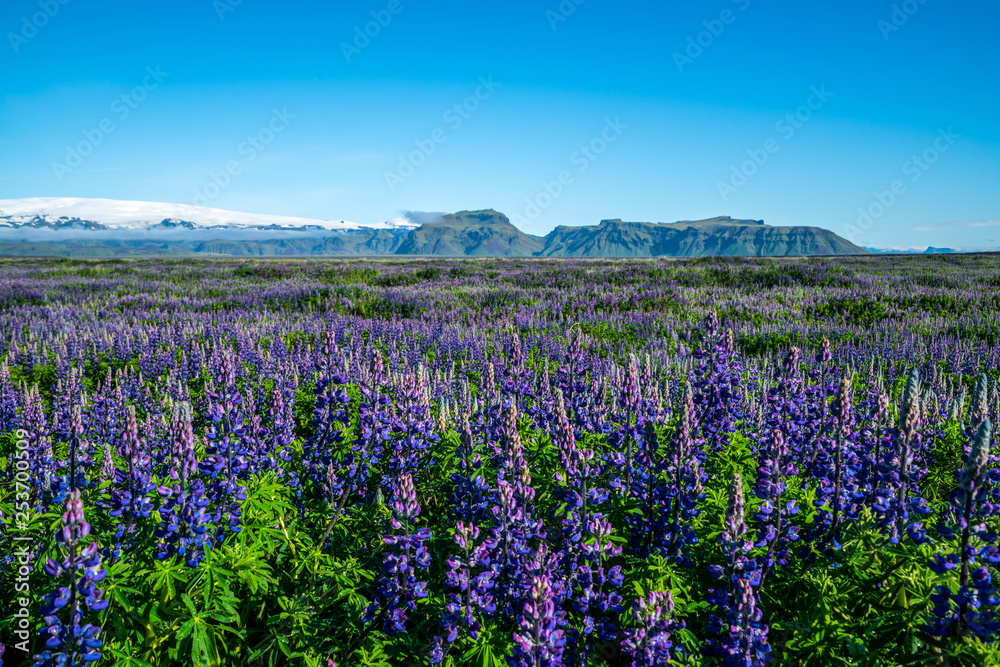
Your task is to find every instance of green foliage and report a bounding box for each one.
[810,297,889,326]
[922,422,967,502]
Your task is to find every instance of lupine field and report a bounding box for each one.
[3,255,1000,667]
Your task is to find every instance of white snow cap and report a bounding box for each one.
[0,197,416,231]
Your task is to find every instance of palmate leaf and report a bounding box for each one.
[462,642,505,667]
[190,620,218,667]
[199,564,230,607]
[351,644,393,667]
[181,593,199,616]
[240,473,296,541]
[461,626,509,667]
[176,618,196,641]
[225,546,278,594]
[102,645,155,667]
[103,559,144,619]
[142,557,190,602]
[239,520,289,554]
[163,585,250,665]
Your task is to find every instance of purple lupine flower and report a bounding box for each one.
[557,327,589,424]
[493,402,527,483]
[753,429,799,585]
[798,338,838,482]
[0,362,19,433]
[551,388,579,476]
[98,442,115,486]
[810,374,857,546]
[572,514,624,647]
[927,419,1000,639]
[501,330,533,401]
[706,474,770,666]
[86,370,127,472]
[970,374,989,431]
[268,385,295,459]
[32,490,108,667]
[872,369,925,543]
[356,348,393,497]
[268,386,300,495]
[510,574,567,667]
[364,473,431,634]
[855,370,890,511]
[240,390,272,474]
[530,362,554,425]
[487,476,543,621]
[438,520,495,657]
[51,366,86,443]
[551,388,606,586]
[304,333,356,538]
[304,333,350,478]
[481,361,498,414]
[895,369,923,531]
[54,409,93,507]
[450,418,491,525]
[691,316,744,453]
[201,352,249,540]
[107,406,155,561]
[817,337,832,364]
[20,384,55,509]
[610,353,642,491]
[622,591,683,666]
[650,379,704,564]
[155,403,212,567]
[381,368,438,494]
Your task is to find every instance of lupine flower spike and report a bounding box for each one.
[33,490,109,667]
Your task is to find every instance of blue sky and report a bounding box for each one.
[0,0,997,249]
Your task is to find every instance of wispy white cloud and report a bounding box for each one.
[400,210,447,225]
[912,219,1000,231]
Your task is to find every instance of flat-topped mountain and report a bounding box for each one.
[537,216,864,257]
[394,210,543,257]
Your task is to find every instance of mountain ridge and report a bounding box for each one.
[535,216,863,257]
[0,197,414,232]
[0,200,867,257]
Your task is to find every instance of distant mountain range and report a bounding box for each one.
[0,197,413,232]
[0,198,867,258]
[863,246,958,255]
[395,210,865,257]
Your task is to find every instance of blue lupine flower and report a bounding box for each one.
[32,490,108,667]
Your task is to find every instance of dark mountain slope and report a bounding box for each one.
[537,217,865,257]
[394,210,543,256]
